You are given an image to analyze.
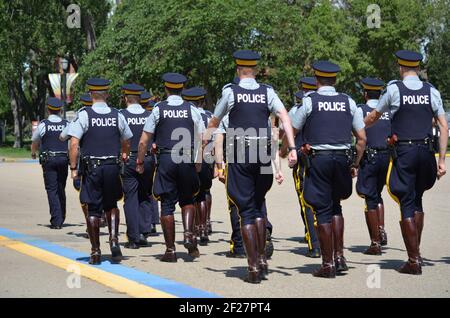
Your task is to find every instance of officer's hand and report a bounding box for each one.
[351,167,358,178]
[31,153,36,160]
[136,163,144,174]
[437,162,446,179]
[195,163,202,173]
[275,171,284,185]
[218,170,226,184]
[288,149,298,168]
[71,170,78,180]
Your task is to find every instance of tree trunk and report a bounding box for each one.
[8,82,23,148]
[82,12,97,52]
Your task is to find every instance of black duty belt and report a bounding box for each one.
[42,151,68,157]
[366,148,389,155]
[397,138,431,146]
[311,149,350,156]
[157,148,192,155]
[129,151,151,157]
[84,157,120,166]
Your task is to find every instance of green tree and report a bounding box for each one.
[0,0,110,147]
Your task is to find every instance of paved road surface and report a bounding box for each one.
[0,161,449,298]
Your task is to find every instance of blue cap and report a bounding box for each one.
[47,97,64,111]
[80,93,93,106]
[140,91,152,104]
[121,83,145,95]
[395,50,423,67]
[86,78,110,91]
[298,76,317,90]
[182,87,207,101]
[312,60,341,77]
[294,91,304,100]
[361,77,385,91]
[233,50,261,67]
[162,73,187,89]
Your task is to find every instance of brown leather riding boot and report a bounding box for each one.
[414,211,424,265]
[377,204,388,246]
[194,202,201,237]
[241,224,261,284]
[81,204,89,235]
[398,217,422,275]
[332,215,348,272]
[182,205,200,258]
[313,223,336,278]
[205,193,212,235]
[199,201,209,246]
[364,210,382,255]
[255,218,268,279]
[160,215,177,262]
[106,208,122,261]
[86,216,101,265]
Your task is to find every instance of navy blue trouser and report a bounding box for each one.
[292,160,319,250]
[122,155,157,242]
[153,154,199,216]
[303,154,353,225]
[226,159,273,226]
[229,199,273,253]
[356,152,390,210]
[387,144,437,219]
[195,162,213,203]
[80,164,123,218]
[42,157,68,226]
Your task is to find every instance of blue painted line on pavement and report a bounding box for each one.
[0,227,219,298]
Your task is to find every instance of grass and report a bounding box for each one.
[0,146,32,159]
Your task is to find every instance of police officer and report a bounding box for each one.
[137,73,205,262]
[291,61,366,278]
[182,87,213,245]
[208,50,297,283]
[68,78,133,265]
[214,113,278,259]
[59,93,99,235]
[364,50,448,275]
[31,97,69,229]
[356,77,390,255]
[120,83,156,249]
[140,91,160,235]
[285,77,320,258]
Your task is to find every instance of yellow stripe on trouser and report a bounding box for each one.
[0,236,174,298]
[299,166,315,250]
[225,163,241,226]
[386,158,402,221]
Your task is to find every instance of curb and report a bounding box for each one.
[0,157,38,163]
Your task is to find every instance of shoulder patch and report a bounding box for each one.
[260,83,273,89]
[221,83,234,91]
[387,80,400,86]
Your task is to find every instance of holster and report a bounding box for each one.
[39,152,48,166]
[387,135,398,162]
[300,144,312,176]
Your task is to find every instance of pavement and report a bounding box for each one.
[0,161,449,298]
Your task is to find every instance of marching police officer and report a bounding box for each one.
[364,50,448,275]
[291,61,366,278]
[214,113,277,259]
[208,50,297,283]
[286,77,320,258]
[68,78,133,265]
[31,97,69,229]
[139,91,160,235]
[137,73,205,262]
[120,83,156,249]
[182,87,213,245]
[356,77,390,255]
